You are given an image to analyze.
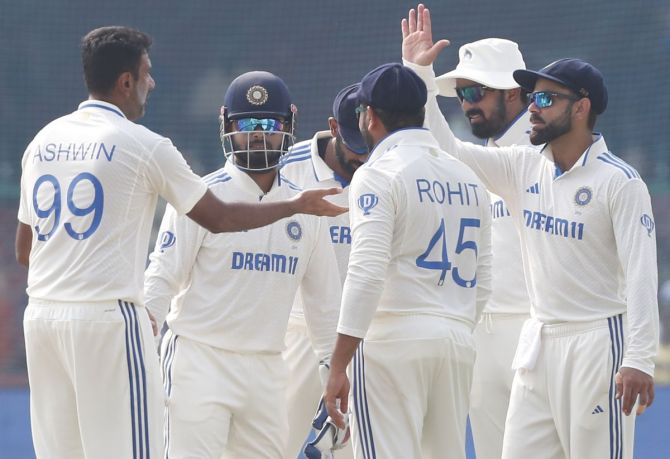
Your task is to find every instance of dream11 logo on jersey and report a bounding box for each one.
[357,193,379,216]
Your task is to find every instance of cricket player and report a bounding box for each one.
[15,27,344,459]
[402,5,659,458]
[422,38,532,459]
[144,71,342,459]
[280,82,369,459]
[324,63,492,459]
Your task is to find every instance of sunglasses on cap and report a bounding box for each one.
[529,91,580,109]
[455,85,494,104]
[234,118,284,132]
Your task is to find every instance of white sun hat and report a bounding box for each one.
[436,38,526,97]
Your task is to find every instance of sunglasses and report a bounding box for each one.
[530,91,580,109]
[355,104,368,119]
[455,85,493,104]
[235,118,284,132]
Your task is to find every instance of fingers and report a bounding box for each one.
[323,204,348,217]
[408,8,416,34]
[614,370,623,400]
[416,4,424,32]
[325,395,345,429]
[401,18,408,39]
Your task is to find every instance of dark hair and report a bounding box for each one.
[81,26,152,95]
[371,107,425,133]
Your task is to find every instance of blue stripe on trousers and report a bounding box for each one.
[607,314,624,459]
[119,300,149,459]
[353,342,376,458]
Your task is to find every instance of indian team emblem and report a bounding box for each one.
[574,186,592,206]
[640,214,655,237]
[357,193,379,216]
[246,85,268,106]
[159,231,176,252]
[286,220,302,241]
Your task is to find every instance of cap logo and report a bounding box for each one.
[463,49,473,60]
[247,85,269,105]
[579,88,589,97]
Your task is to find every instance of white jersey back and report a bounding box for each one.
[18,101,207,304]
[338,129,492,338]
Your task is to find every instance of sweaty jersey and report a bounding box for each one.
[338,128,492,338]
[280,131,351,320]
[17,100,207,304]
[412,63,659,376]
[143,161,340,359]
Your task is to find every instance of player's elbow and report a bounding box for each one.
[16,248,29,268]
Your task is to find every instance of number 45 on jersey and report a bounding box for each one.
[416,218,480,288]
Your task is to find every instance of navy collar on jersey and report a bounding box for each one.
[78,100,127,119]
[541,133,606,178]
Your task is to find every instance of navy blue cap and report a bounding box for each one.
[513,58,608,114]
[332,83,367,155]
[355,63,427,113]
[224,71,293,119]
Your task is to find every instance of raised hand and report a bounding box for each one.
[401,3,450,66]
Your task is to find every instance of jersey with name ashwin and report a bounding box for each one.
[338,128,492,338]
[143,161,340,359]
[17,101,207,304]
[415,63,658,375]
[280,131,351,319]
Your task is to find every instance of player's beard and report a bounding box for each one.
[334,135,363,182]
[465,92,507,139]
[530,103,573,146]
[231,136,281,170]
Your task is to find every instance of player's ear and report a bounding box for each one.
[573,97,591,125]
[327,117,338,137]
[116,72,133,93]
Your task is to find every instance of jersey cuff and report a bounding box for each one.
[336,325,367,340]
[620,358,654,378]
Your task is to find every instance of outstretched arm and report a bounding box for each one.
[187,187,347,234]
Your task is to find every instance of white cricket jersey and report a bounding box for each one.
[485,110,532,315]
[411,63,659,376]
[17,100,207,304]
[338,128,492,339]
[143,161,341,359]
[281,131,351,319]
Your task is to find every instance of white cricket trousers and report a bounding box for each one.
[161,330,288,459]
[350,315,475,459]
[24,299,164,459]
[502,314,636,459]
[284,317,354,459]
[470,312,528,459]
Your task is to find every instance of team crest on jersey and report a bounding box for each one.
[286,220,302,241]
[640,214,655,237]
[246,85,268,106]
[159,231,176,252]
[574,186,593,206]
[357,193,379,216]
